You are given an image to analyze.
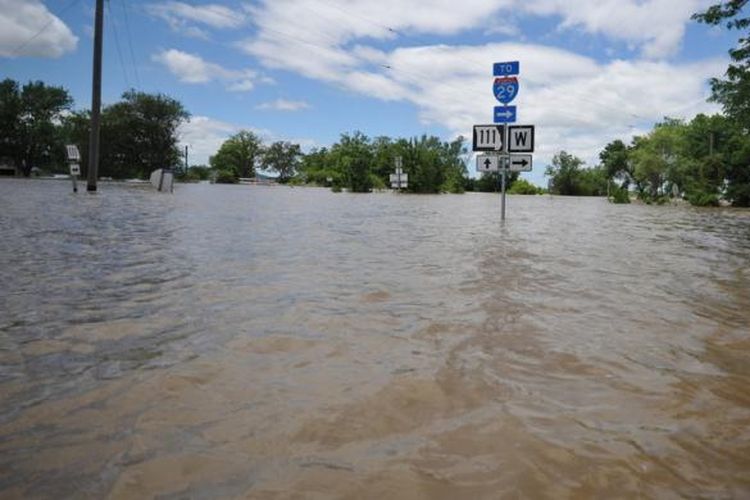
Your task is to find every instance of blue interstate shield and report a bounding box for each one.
[493,76,519,104]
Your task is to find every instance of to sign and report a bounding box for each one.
[69,164,81,176]
[493,77,518,104]
[493,61,520,76]
[473,125,504,151]
[507,125,534,152]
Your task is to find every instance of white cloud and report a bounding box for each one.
[521,0,710,58]
[0,0,78,58]
[233,0,722,184]
[256,99,311,111]
[147,1,245,38]
[152,49,266,92]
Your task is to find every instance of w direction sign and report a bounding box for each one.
[507,125,534,153]
[473,124,505,151]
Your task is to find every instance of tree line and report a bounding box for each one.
[1,78,529,194]
[1,79,188,179]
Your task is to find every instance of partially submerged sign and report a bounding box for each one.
[473,125,505,151]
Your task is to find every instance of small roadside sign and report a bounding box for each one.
[66,145,80,162]
[509,154,532,172]
[493,61,520,76]
[507,125,534,152]
[493,106,516,123]
[473,125,505,151]
[476,154,500,172]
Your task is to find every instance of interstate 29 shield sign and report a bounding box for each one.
[493,76,519,104]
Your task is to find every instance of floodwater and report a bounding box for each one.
[1,178,749,499]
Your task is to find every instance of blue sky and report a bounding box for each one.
[1,0,740,185]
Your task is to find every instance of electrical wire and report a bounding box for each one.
[9,0,80,57]
[106,0,132,89]
[120,0,142,88]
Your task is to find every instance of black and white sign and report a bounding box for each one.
[473,125,505,151]
[66,144,80,162]
[476,154,501,172]
[509,154,532,172]
[507,125,535,152]
[69,164,81,176]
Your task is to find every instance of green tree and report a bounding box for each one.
[599,139,633,189]
[0,79,72,175]
[330,131,373,192]
[546,151,586,195]
[260,141,301,183]
[693,2,750,128]
[62,90,188,179]
[210,130,263,179]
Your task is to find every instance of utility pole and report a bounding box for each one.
[185,145,189,175]
[87,0,104,192]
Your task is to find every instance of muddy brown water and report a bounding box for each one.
[1,178,749,499]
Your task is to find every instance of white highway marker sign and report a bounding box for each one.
[473,125,505,151]
[507,125,535,152]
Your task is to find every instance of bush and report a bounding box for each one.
[215,169,238,184]
[508,178,542,195]
[609,185,631,204]
[686,191,720,207]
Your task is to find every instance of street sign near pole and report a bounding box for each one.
[476,154,500,172]
[493,61,520,76]
[507,125,535,152]
[472,124,505,151]
[493,106,517,123]
[509,154,532,172]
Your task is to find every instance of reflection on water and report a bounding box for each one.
[1,178,749,498]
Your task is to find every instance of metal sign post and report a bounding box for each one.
[471,60,536,221]
[390,156,408,190]
[66,145,81,193]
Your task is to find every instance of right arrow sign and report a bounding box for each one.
[507,125,535,152]
[509,154,532,172]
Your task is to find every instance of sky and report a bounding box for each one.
[0,0,741,185]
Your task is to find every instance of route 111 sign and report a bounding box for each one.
[472,124,505,151]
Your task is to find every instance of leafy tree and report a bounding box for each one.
[332,131,373,192]
[210,130,263,179]
[63,90,188,179]
[599,139,633,189]
[260,141,301,183]
[693,1,750,128]
[546,151,586,195]
[0,79,72,175]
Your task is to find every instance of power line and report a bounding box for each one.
[9,0,80,57]
[106,0,132,89]
[120,0,142,88]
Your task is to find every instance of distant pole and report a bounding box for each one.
[184,145,189,174]
[87,0,104,192]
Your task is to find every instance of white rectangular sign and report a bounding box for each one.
[69,164,81,176]
[509,154,532,172]
[389,173,408,183]
[476,154,500,172]
[66,144,80,162]
[507,125,534,153]
[473,125,505,151]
